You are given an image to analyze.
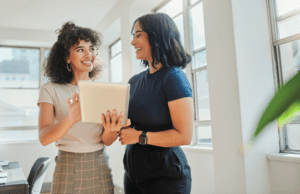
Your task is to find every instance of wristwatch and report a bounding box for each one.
[139,131,147,145]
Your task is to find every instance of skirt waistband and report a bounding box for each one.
[58,148,104,156]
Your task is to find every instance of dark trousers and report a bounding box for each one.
[124,172,191,194]
[123,144,192,194]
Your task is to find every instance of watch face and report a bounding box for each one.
[139,136,147,145]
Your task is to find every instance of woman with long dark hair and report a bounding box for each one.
[38,21,124,194]
[107,13,194,193]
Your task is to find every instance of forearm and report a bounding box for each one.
[146,128,192,147]
[39,116,76,146]
[101,129,118,146]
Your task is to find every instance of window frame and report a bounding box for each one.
[153,0,212,147]
[0,45,50,89]
[267,0,300,153]
[109,38,122,82]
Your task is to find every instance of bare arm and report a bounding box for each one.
[38,93,80,146]
[119,97,194,147]
[101,130,118,146]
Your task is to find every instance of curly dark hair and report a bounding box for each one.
[131,13,191,69]
[44,21,104,84]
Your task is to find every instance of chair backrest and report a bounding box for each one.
[27,157,51,194]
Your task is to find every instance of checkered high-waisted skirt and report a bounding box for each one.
[51,148,114,194]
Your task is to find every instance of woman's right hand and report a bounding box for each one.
[101,109,124,132]
[67,92,81,124]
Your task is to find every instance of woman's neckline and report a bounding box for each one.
[67,79,93,86]
[67,83,79,87]
[147,66,165,75]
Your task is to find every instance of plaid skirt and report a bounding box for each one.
[51,148,114,194]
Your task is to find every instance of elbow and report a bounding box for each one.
[177,128,192,146]
[39,136,49,146]
[181,132,193,146]
[182,138,192,146]
[102,140,113,147]
[104,142,112,147]
[40,140,48,146]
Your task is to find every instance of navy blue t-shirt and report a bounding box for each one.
[128,66,193,132]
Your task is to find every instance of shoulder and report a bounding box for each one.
[40,81,65,93]
[40,81,54,90]
[164,67,187,81]
[163,67,192,91]
[163,67,192,100]
[128,70,147,84]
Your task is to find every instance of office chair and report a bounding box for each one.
[27,157,51,194]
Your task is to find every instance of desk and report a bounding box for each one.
[0,161,29,194]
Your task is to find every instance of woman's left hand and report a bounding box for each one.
[119,128,142,145]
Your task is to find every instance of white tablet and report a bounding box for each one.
[78,81,130,125]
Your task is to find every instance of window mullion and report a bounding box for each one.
[111,51,122,59]
[39,47,45,87]
[274,33,300,46]
[276,8,300,22]
[194,120,211,126]
[151,0,172,13]
[267,0,279,44]
[172,12,184,20]
[191,66,207,73]
[192,72,199,121]
[193,46,206,54]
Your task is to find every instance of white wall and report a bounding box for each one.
[268,156,300,194]
[231,0,280,193]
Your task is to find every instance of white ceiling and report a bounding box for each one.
[0,0,121,31]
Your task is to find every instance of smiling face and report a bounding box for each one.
[67,39,96,73]
[131,22,152,62]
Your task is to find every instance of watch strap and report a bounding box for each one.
[139,131,147,145]
[141,131,147,137]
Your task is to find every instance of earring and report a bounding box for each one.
[67,63,71,72]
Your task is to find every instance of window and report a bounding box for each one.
[0,47,40,88]
[189,1,211,146]
[156,0,185,46]
[154,0,212,146]
[268,0,300,152]
[109,39,122,82]
[0,46,50,132]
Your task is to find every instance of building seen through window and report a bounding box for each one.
[0,47,39,88]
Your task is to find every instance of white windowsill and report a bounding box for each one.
[267,153,300,163]
[181,145,213,153]
[0,129,39,144]
[0,139,40,144]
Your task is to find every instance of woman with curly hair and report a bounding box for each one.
[104,13,194,193]
[37,21,123,194]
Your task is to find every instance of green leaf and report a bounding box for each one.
[277,99,300,127]
[253,71,300,139]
